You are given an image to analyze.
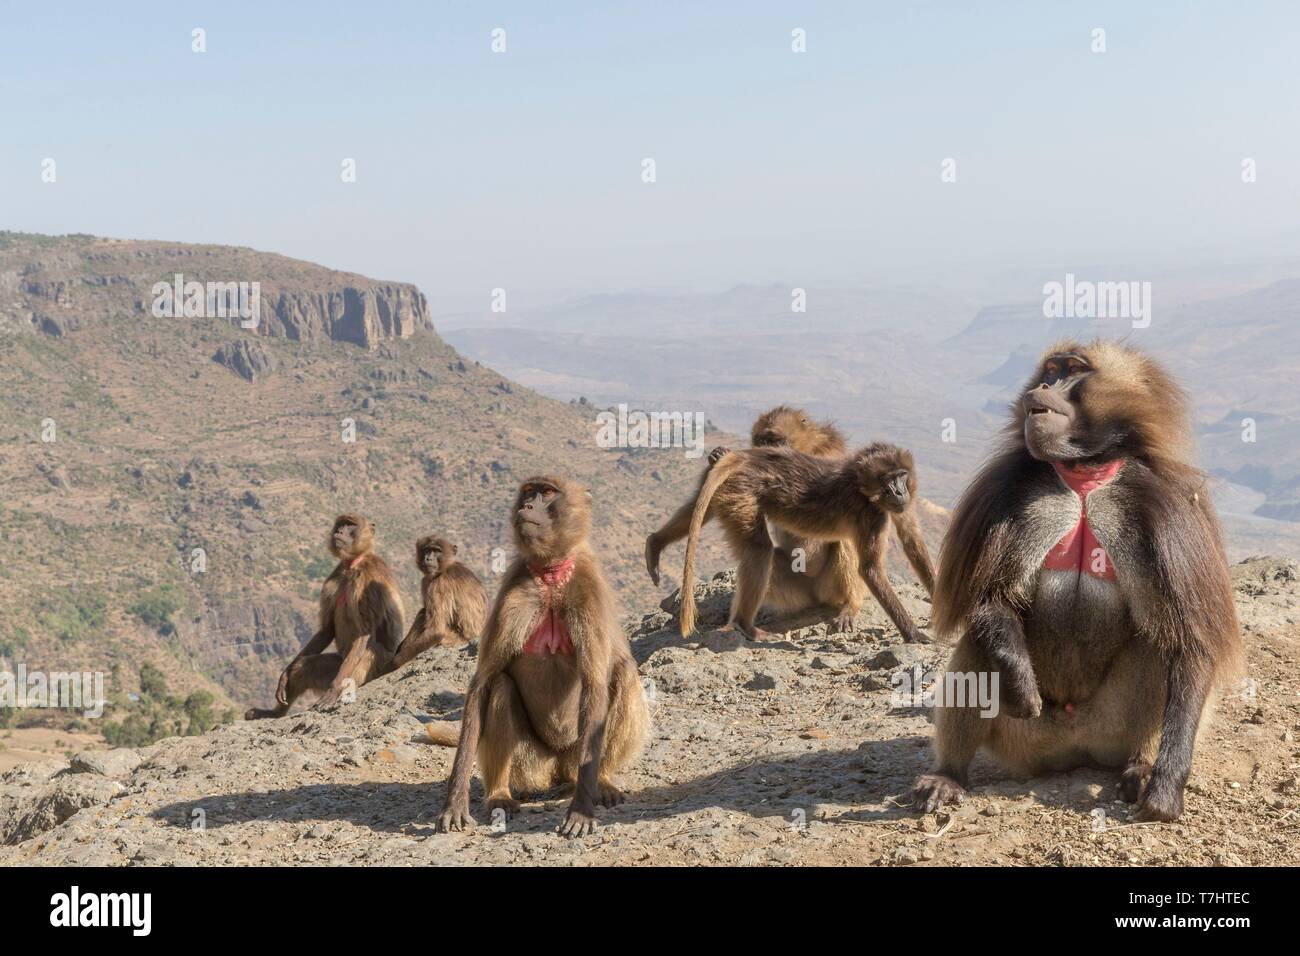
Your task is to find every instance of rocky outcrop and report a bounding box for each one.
[258,284,427,347]
[213,339,277,381]
[0,235,432,351]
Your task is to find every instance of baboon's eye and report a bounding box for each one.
[1067,359,1089,376]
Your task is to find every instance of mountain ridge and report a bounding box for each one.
[0,233,755,738]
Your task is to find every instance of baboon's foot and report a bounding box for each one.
[486,794,521,821]
[1134,771,1185,822]
[1118,762,1152,803]
[597,779,626,807]
[558,806,598,839]
[912,772,967,813]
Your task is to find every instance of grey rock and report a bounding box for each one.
[69,748,142,779]
[212,339,276,382]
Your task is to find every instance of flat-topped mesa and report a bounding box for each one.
[0,234,432,350]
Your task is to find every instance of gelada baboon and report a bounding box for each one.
[245,514,404,719]
[912,341,1241,822]
[390,535,487,667]
[674,443,933,643]
[648,405,934,633]
[436,476,649,838]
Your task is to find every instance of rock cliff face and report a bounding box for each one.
[255,285,427,347]
[0,233,430,350]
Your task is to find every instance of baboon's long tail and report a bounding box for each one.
[679,453,744,637]
[423,720,460,747]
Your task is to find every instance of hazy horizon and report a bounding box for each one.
[5,2,1300,314]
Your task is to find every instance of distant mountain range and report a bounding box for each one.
[443,270,1300,559]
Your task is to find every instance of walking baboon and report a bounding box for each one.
[436,476,649,838]
[648,406,934,632]
[911,341,1241,822]
[245,514,404,719]
[391,535,487,666]
[675,443,933,643]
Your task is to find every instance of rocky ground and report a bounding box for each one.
[2,558,1297,867]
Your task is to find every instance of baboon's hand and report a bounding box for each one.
[707,446,730,466]
[313,685,345,710]
[274,669,291,707]
[558,803,598,838]
[1134,773,1184,822]
[436,802,476,833]
[997,665,1043,720]
[826,609,856,634]
[912,773,967,813]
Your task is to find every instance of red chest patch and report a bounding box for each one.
[523,557,576,656]
[1042,460,1124,580]
[523,606,574,655]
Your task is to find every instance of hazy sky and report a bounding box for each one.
[4,1,1298,312]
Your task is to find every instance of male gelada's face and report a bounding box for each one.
[1022,353,1099,461]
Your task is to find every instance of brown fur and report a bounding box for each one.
[913,340,1241,822]
[646,405,934,632]
[750,405,847,456]
[750,408,865,631]
[390,535,488,666]
[245,513,405,719]
[675,444,933,643]
[436,476,650,838]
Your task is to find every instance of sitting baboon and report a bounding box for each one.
[436,476,649,838]
[390,535,487,666]
[245,514,404,719]
[911,341,1242,822]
